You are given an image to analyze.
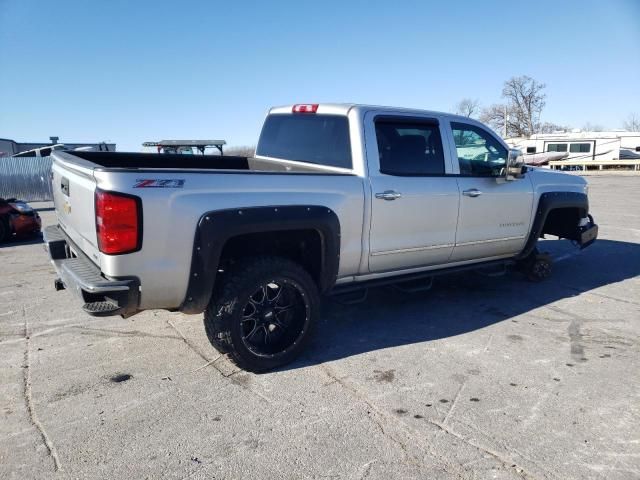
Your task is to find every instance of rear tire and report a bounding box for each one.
[203,256,320,372]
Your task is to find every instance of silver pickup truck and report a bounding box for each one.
[44,103,598,371]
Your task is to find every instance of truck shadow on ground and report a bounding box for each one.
[290,238,640,369]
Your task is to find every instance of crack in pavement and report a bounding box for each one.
[319,365,427,470]
[449,416,560,480]
[0,322,92,345]
[72,325,183,341]
[22,307,62,471]
[166,319,274,404]
[320,363,541,480]
[354,459,376,480]
[320,364,479,478]
[442,378,466,425]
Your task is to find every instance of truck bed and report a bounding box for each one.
[50,149,365,310]
[68,151,352,174]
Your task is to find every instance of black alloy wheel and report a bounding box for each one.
[204,256,320,372]
[240,280,309,357]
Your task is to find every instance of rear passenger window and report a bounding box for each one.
[375,119,445,175]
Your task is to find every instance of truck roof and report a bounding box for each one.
[268,103,471,121]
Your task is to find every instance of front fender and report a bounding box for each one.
[517,191,596,259]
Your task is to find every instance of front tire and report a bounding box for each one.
[517,248,553,282]
[527,253,553,282]
[204,256,320,372]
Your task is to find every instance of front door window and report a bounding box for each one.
[451,122,507,176]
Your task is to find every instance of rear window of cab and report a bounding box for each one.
[256,114,352,169]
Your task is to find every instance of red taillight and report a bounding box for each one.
[292,104,319,113]
[95,190,141,255]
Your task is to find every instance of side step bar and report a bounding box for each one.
[329,258,515,296]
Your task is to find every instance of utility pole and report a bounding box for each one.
[503,105,508,138]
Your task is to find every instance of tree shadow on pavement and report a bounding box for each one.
[287,239,640,370]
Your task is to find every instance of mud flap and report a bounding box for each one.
[578,215,598,249]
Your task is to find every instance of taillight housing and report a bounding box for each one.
[95,190,142,255]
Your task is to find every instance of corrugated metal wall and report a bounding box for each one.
[0,156,53,201]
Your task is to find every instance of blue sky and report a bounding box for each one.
[1,0,639,151]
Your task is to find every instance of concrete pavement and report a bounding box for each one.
[1,176,639,479]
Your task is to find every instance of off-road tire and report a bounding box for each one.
[517,248,553,282]
[526,253,553,282]
[203,256,320,372]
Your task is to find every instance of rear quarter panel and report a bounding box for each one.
[93,169,365,310]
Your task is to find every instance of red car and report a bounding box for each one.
[0,198,42,243]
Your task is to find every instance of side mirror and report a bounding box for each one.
[505,149,525,180]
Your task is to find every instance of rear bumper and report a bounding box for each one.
[43,225,140,317]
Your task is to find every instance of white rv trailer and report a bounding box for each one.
[507,131,640,166]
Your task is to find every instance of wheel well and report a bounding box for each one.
[541,207,584,240]
[219,229,323,286]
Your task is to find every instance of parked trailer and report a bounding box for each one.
[549,159,640,171]
[508,131,640,166]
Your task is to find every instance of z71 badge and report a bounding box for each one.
[134,179,185,188]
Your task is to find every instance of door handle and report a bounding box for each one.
[375,190,402,201]
[462,188,482,198]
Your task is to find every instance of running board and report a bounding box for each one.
[475,264,508,277]
[331,289,368,305]
[329,258,515,296]
[393,276,434,293]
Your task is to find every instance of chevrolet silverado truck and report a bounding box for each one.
[44,103,598,371]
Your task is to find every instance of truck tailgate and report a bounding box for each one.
[51,155,102,265]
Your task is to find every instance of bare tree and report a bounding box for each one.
[539,122,571,134]
[623,113,640,132]
[479,104,509,135]
[481,75,547,138]
[479,103,529,138]
[502,75,546,136]
[582,122,605,132]
[454,98,480,118]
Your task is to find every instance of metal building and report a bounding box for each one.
[0,137,115,157]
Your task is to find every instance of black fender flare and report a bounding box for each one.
[179,205,340,314]
[517,191,589,260]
